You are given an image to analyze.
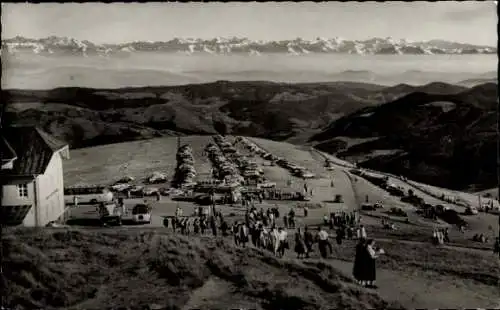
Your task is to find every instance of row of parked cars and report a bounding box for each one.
[351,169,469,227]
[173,144,198,189]
[206,136,244,186]
[215,136,277,188]
[237,137,315,179]
[108,173,185,198]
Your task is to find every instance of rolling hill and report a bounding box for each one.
[310,83,498,191]
[2,81,401,148]
[3,80,497,191]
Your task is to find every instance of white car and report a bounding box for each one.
[111,183,132,192]
[301,172,316,179]
[131,204,152,224]
[143,187,159,196]
[148,172,168,183]
[258,182,276,189]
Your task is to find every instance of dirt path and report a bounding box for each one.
[310,147,467,210]
[255,237,499,309]
[320,257,500,309]
[181,277,240,310]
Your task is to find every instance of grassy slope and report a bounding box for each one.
[63,136,213,187]
[3,228,403,310]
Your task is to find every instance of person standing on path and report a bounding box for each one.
[210,216,217,236]
[364,239,384,289]
[303,205,309,218]
[336,225,345,245]
[294,228,306,259]
[304,225,314,258]
[277,227,289,257]
[353,238,367,285]
[360,225,367,239]
[316,226,332,259]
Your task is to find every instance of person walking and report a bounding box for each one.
[347,226,353,239]
[210,216,217,236]
[316,226,332,259]
[336,225,345,245]
[294,228,306,259]
[304,225,314,258]
[277,227,289,257]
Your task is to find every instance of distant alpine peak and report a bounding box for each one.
[2,35,496,57]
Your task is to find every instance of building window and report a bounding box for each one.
[18,184,28,198]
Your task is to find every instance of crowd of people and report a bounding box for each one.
[163,205,386,289]
[323,211,358,229]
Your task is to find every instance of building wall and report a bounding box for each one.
[1,182,35,206]
[34,151,66,226]
[23,206,36,226]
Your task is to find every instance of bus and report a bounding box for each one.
[64,186,114,205]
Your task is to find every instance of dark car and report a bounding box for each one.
[440,209,467,226]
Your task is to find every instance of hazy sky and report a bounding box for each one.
[2,2,497,45]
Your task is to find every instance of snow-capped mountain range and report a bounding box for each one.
[2,36,496,57]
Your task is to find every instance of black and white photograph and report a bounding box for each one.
[1,1,499,309]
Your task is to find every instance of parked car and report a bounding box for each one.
[148,172,168,184]
[115,176,135,184]
[361,203,376,211]
[389,207,407,217]
[387,185,405,197]
[300,171,315,179]
[97,203,123,226]
[130,186,145,196]
[465,207,479,215]
[110,183,132,192]
[143,187,159,196]
[441,209,467,227]
[401,195,424,206]
[64,186,114,205]
[131,204,152,224]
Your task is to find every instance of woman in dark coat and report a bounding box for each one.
[304,226,314,258]
[336,226,345,245]
[294,228,306,258]
[352,237,366,285]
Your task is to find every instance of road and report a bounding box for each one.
[245,138,359,214]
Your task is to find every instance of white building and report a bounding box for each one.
[1,126,70,226]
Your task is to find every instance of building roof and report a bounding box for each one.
[0,136,17,161]
[1,205,32,226]
[1,126,68,176]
